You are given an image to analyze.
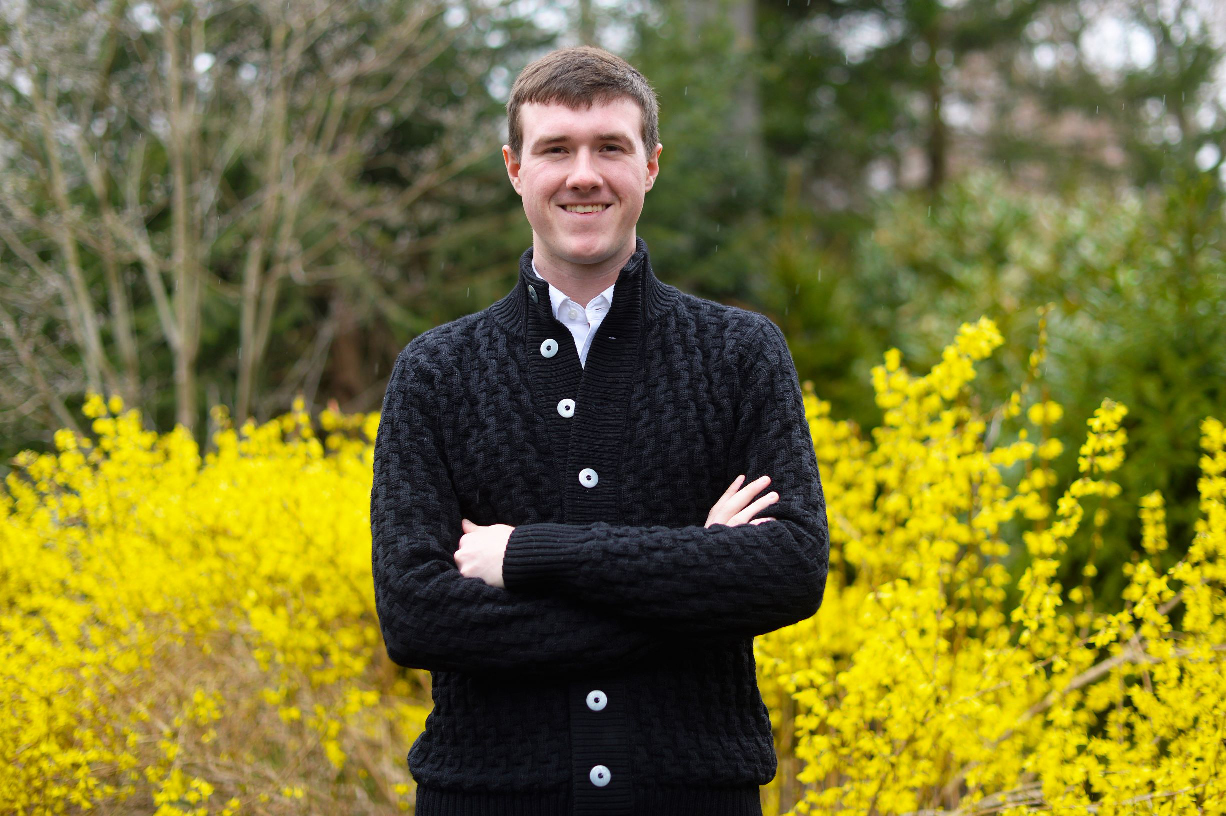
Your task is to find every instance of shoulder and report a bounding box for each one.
[666,294,797,410]
[395,311,489,372]
[671,291,789,358]
[387,311,489,402]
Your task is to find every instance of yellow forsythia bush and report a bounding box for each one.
[1,399,427,815]
[2,315,1223,815]
[757,315,1225,815]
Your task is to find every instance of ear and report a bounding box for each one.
[644,142,662,192]
[503,145,523,195]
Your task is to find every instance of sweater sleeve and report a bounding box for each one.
[502,316,830,638]
[370,345,664,678]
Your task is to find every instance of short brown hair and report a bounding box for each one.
[506,46,659,161]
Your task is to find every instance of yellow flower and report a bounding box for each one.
[4,323,1222,816]
[82,393,108,418]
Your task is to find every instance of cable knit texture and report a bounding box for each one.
[370,238,829,816]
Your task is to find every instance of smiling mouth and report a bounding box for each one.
[560,204,610,214]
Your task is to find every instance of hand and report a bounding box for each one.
[705,474,778,528]
[455,518,514,588]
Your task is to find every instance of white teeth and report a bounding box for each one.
[564,204,607,213]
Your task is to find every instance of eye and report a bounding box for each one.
[601,144,624,152]
[546,146,566,154]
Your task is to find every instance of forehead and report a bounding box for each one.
[520,97,644,146]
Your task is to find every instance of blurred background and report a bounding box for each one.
[1,0,1224,597]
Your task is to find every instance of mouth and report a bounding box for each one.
[558,203,610,215]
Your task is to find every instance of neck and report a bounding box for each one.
[531,236,635,307]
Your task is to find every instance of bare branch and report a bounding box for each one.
[16,17,115,396]
[0,302,82,435]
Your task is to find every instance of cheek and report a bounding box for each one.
[525,191,549,213]
[621,186,647,210]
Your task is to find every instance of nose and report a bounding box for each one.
[566,147,601,191]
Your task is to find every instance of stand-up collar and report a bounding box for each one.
[488,237,676,337]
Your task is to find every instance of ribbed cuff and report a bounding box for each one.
[414,783,762,816]
[502,523,583,592]
[638,785,763,815]
[415,784,571,815]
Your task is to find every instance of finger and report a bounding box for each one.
[721,474,746,499]
[710,477,770,526]
[737,475,771,498]
[725,475,771,515]
[749,516,775,525]
[461,518,475,533]
[709,475,746,517]
[730,491,778,526]
[708,475,773,527]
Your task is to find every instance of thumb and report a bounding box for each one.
[461,518,475,532]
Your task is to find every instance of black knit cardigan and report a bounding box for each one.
[370,238,829,816]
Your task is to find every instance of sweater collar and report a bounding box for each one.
[488,237,675,336]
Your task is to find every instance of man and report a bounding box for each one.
[370,46,828,816]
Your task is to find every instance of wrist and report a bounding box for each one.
[502,523,582,593]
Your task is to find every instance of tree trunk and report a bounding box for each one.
[728,0,765,176]
[237,21,288,425]
[327,293,365,407]
[577,0,596,45]
[683,0,765,175]
[28,67,114,398]
[925,25,947,194]
[163,7,199,432]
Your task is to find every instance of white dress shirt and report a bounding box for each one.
[533,260,616,368]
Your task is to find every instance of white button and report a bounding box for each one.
[557,398,576,418]
[589,765,611,787]
[540,339,558,358]
[586,690,607,711]
[579,468,598,488]
[568,308,580,320]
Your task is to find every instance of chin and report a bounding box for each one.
[575,234,636,259]
[558,244,616,266]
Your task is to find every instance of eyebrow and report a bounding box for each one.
[531,133,636,150]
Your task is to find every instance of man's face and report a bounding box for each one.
[503,97,661,275]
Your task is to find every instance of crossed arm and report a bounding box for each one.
[371,317,829,675]
[455,318,828,638]
[454,473,780,588]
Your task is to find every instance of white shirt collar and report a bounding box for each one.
[532,259,616,318]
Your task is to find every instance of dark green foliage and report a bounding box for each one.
[775,168,1226,606]
[629,0,773,303]
[4,0,1226,539]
